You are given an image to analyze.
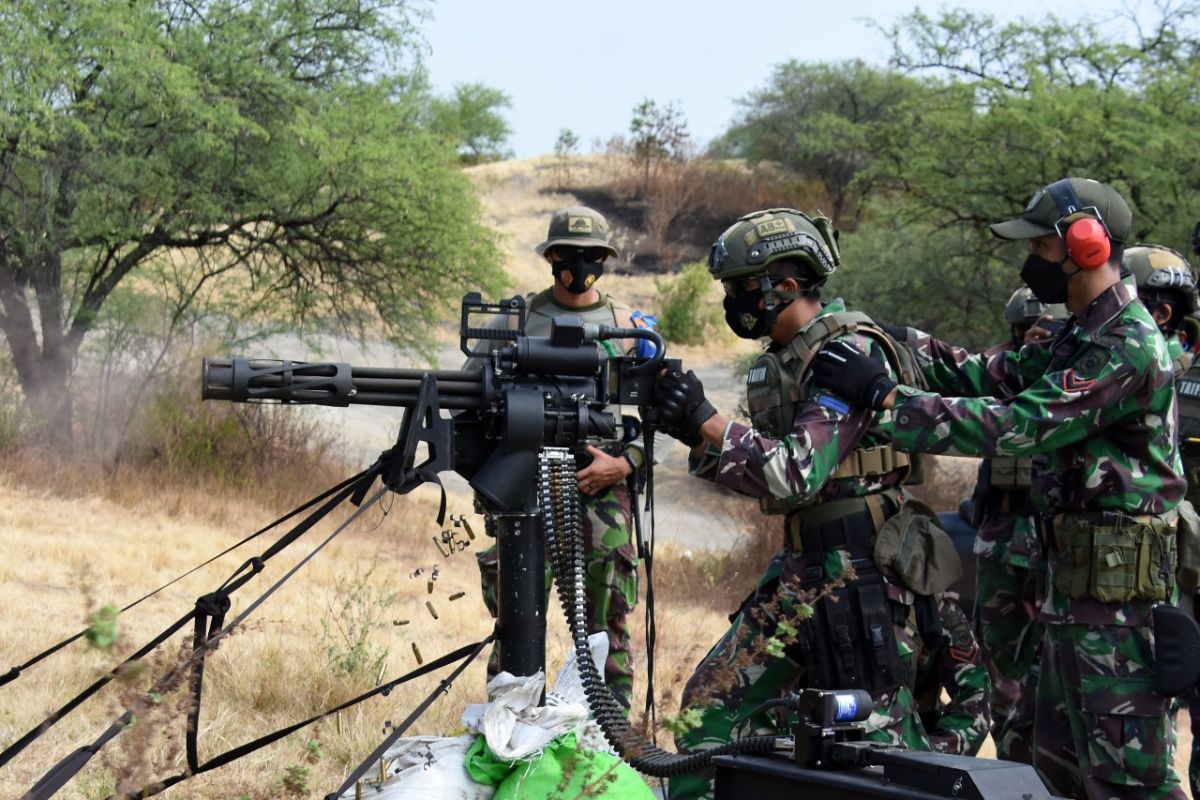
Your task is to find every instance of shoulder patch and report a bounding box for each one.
[1073,345,1111,378]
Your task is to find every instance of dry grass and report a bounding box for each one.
[0,456,736,798]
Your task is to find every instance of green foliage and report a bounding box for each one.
[0,0,506,437]
[84,604,120,650]
[662,706,705,737]
[655,262,720,345]
[828,203,1019,349]
[629,98,690,191]
[428,81,514,164]
[713,60,923,226]
[719,5,1200,347]
[318,561,399,681]
[554,128,580,157]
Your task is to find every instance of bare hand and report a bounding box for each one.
[1024,314,1057,344]
[577,445,632,495]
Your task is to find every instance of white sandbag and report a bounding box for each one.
[339,734,491,800]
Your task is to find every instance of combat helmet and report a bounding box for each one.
[1003,286,1067,330]
[1124,244,1198,318]
[708,208,840,285]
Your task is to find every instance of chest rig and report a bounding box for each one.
[746,310,922,515]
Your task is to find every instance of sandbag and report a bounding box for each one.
[467,733,654,800]
[340,734,490,800]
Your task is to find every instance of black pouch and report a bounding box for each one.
[797,579,903,696]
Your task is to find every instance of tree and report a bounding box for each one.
[552,128,580,188]
[0,1,505,441]
[629,99,690,192]
[427,81,513,164]
[712,61,924,226]
[838,5,1200,347]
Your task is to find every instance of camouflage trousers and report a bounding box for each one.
[1034,623,1185,800]
[668,551,931,800]
[976,556,1044,763]
[1186,690,1200,798]
[476,483,638,710]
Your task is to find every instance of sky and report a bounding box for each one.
[421,0,1143,159]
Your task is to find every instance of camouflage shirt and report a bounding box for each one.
[690,300,906,506]
[891,278,1184,517]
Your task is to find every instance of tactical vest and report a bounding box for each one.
[527,290,628,358]
[746,310,923,515]
[1174,349,1194,380]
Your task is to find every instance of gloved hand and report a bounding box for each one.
[655,369,717,447]
[809,340,897,411]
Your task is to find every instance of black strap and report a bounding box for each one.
[0,610,194,770]
[17,478,388,792]
[24,713,132,800]
[124,637,494,799]
[0,470,369,691]
[1046,179,1085,219]
[186,592,231,773]
[324,634,494,800]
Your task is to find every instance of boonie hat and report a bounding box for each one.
[534,206,620,258]
[991,178,1132,243]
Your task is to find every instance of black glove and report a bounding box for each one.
[655,369,717,447]
[809,340,897,412]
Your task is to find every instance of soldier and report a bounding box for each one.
[810,178,1186,800]
[1126,244,1200,797]
[472,206,644,710]
[911,596,992,757]
[972,288,1067,764]
[651,209,986,800]
[1125,245,1198,376]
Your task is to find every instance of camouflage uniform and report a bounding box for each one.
[972,286,1066,764]
[669,300,947,800]
[886,276,1187,800]
[911,597,992,756]
[1126,244,1200,797]
[473,208,643,711]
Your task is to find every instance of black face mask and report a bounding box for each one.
[554,258,604,294]
[723,288,790,339]
[1020,253,1076,305]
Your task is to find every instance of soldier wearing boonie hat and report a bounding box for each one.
[475,205,644,712]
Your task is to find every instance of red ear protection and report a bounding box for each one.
[1064,217,1111,269]
[1047,179,1112,270]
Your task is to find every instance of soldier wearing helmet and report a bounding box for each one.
[1125,244,1199,376]
[472,205,644,713]
[968,287,1068,765]
[655,209,988,800]
[1128,243,1200,799]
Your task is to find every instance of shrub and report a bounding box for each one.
[656,261,722,345]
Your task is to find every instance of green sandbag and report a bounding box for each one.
[465,733,653,799]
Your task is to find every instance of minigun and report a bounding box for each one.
[202,293,674,679]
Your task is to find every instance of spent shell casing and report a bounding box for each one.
[449,592,466,601]
[411,642,423,664]
[425,600,438,620]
